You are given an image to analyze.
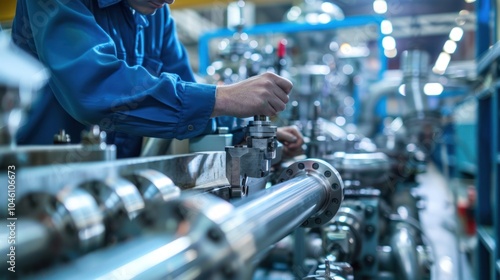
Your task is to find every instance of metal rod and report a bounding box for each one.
[225,175,327,261]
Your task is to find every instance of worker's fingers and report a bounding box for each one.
[265,72,293,94]
[212,72,294,118]
[272,86,290,104]
[277,126,304,150]
[267,94,287,115]
[277,129,298,143]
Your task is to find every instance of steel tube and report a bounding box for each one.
[224,175,328,263]
[1,219,52,269]
[33,159,343,279]
[390,226,421,280]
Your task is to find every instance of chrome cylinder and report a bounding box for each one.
[401,50,429,113]
[0,219,51,269]
[390,225,421,280]
[34,159,343,279]
[14,188,105,265]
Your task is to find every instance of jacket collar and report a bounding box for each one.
[98,0,123,8]
[97,0,150,26]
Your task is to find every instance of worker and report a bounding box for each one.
[10,0,300,158]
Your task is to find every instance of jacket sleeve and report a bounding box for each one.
[158,6,196,83]
[22,0,216,139]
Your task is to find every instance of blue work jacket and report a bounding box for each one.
[11,0,223,158]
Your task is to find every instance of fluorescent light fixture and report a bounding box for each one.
[318,13,331,24]
[381,20,393,35]
[464,0,475,3]
[329,41,339,52]
[340,43,352,54]
[321,2,335,13]
[240,32,248,40]
[337,45,370,58]
[424,83,444,95]
[218,39,229,50]
[342,64,354,75]
[335,116,346,126]
[398,84,406,96]
[382,36,396,50]
[206,66,215,75]
[373,0,388,14]
[433,52,451,74]
[287,6,301,21]
[443,40,457,54]
[212,61,223,70]
[249,40,258,48]
[384,48,397,58]
[449,27,464,41]
[305,13,319,24]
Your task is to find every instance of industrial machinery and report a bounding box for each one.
[0,33,116,169]
[189,0,440,275]
[0,150,346,279]
[0,1,447,276]
[258,50,438,280]
[0,37,350,277]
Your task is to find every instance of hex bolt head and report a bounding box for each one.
[364,255,375,266]
[365,225,375,236]
[207,227,222,243]
[365,206,375,217]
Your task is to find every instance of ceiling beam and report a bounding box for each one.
[170,0,293,10]
[0,0,16,22]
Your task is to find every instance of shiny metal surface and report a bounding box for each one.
[226,146,262,187]
[390,225,422,280]
[140,137,173,157]
[29,234,188,280]
[323,202,365,263]
[125,169,180,203]
[225,145,269,197]
[401,50,430,113]
[0,144,117,168]
[0,33,49,146]
[80,177,145,242]
[276,159,344,227]
[225,116,278,198]
[80,177,145,220]
[325,151,392,188]
[0,152,227,208]
[328,151,390,173]
[34,158,343,279]
[0,219,51,269]
[17,188,105,260]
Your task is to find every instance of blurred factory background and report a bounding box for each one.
[0,0,498,280]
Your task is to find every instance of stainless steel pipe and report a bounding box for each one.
[401,50,430,114]
[33,159,343,279]
[0,218,52,269]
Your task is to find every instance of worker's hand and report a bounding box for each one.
[276,125,304,158]
[212,72,293,118]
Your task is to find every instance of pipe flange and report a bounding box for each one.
[139,195,244,279]
[79,177,145,242]
[277,158,344,227]
[80,177,145,220]
[402,110,441,125]
[125,169,180,203]
[18,188,105,257]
